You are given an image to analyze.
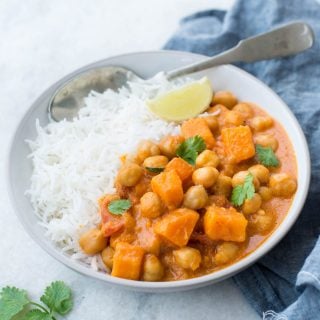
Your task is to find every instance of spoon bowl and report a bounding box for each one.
[49,66,141,121]
[49,22,314,122]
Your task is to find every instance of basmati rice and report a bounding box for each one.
[26,74,190,269]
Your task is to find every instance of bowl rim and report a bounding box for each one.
[7,50,311,290]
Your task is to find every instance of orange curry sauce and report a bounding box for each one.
[79,93,297,282]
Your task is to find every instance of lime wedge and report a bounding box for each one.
[147,77,213,121]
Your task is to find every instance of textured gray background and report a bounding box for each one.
[0,1,259,319]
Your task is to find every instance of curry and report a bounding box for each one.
[79,90,297,281]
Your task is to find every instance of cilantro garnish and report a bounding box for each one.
[231,173,255,206]
[0,281,72,320]
[145,167,164,173]
[255,144,279,167]
[108,199,132,215]
[176,136,206,165]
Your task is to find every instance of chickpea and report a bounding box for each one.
[124,153,140,165]
[117,163,143,187]
[79,228,107,255]
[142,254,164,281]
[248,165,270,184]
[208,104,229,114]
[269,173,297,197]
[221,164,236,177]
[140,192,163,218]
[232,171,260,190]
[242,193,262,215]
[208,195,228,207]
[212,175,233,197]
[101,246,114,269]
[192,167,219,188]
[143,155,168,169]
[215,242,240,266]
[249,209,274,234]
[196,150,220,168]
[259,186,273,201]
[233,103,253,119]
[212,91,238,109]
[173,247,201,271]
[250,116,273,131]
[204,116,219,131]
[183,185,208,210]
[225,110,244,126]
[226,154,238,165]
[146,235,161,256]
[123,212,136,230]
[134,179,150,198]
[254,134,279,151]
[137,140,160,162]
[159,135,184,158]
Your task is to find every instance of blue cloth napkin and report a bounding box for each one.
[164,1,320,319]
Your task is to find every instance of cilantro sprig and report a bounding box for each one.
[108,199,132,215]
[0,281,72,320]
[255,144,279,167]
[176,136,206,165]
[0,287,29,320]
[231,173,255,206]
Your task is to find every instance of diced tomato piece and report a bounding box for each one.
[99,195,125,237]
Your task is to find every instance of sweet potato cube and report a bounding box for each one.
[151,170,183,209]
[136,216,161,255]
[204,206,248,242]
[181,118,215,149]
[137,232,161,256]
[221,125,255,163]
[111,242,145,280]
[154,208,199,247]
[165,157,194,181]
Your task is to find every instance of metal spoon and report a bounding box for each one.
[49,21,314,122]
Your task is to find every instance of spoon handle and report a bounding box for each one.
[166,22,314,80]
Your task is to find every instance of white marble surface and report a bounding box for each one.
[0,1,260,319]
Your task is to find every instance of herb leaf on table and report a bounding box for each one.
[0,287,30,320]
[23,309,53,320]
[40,281,73,315]
[0,281,73,320]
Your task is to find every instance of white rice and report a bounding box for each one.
[26,74,190,268]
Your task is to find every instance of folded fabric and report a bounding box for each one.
[164,0,320,319]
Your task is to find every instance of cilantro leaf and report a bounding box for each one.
[231,185,246,207]
[177,148,197,166]
[40,281,72,315]
[108,199,132,215]
[176,136,206,165]
[255,144,279,167]
[231,173,255,206]
[23,309,53,320]
[0,287,30,320]
[145,167,164,173]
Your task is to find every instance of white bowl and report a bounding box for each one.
[7,51,310,292]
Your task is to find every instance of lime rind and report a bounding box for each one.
[147,77,213,121]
